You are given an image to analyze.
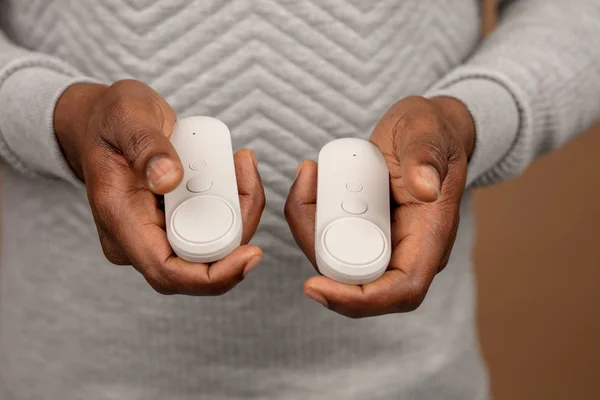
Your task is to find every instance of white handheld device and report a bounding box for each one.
[165,116,242,264]
[315,138,392,285]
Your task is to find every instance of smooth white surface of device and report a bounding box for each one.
[165,116,242,263]
[315,138,392,285]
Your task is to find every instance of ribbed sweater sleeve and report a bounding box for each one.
[0,30,99,185]
[427,0,600,187]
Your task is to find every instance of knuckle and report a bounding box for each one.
[255,186,267,210]
[343,310,366,320]
[109,79,138,92]
[97,232,128,265]
[402,278,428,311]
[200,272,240,296]
[103,98,132,127]
[150,283,175,296]
[139,258,179,295]
[89,191,125,245]
[438,253,451,272]
[257,194,267,213]
[405,95,431,109]
[204,284,233,297]
[437,221,459,273]
[284,198,302,225]
[284,187,305,224]
[402,103,444,134]
[101,246,129,266]
[92,193,117,228]
[145,271,177,295]
[155,100,176,125]
[284,197,295,223]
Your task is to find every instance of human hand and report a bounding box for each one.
[54,80,265,295]
[285,96,475,317]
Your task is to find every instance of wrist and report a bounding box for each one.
[54,82,108,181]
[429,96,475,159]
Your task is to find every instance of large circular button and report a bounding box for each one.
[186,175,213,193]
[341,198,368,215]
[346,181,363,192]
[172,197,234,244]
[323,218,385,266]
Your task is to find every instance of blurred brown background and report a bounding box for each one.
[476,1,600,399]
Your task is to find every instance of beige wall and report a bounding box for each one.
[477,2,600,398]
[474,126,600,400]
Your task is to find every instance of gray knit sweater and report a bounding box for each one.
[1,1,599,399]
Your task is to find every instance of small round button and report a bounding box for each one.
[323,218,385,266]
[341,198,368,215]
[172,197,234,244]
[186,176,213,193]
[346,181,363,192]
[189,161,206,171]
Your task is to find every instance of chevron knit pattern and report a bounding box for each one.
[0,0,480,261]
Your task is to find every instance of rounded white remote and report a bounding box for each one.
[165,116,242,264]
[315,138,392,285]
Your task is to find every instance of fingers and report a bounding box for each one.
[370,96,457,203]
[87,140,263,295]
[108,105,182,194]
[96,81,183,195]
[284,160,318,266]
[84,80,267,296]
[91,171,263,295]
[234,149,266,245]
[98,228,130,265]
[304,199,460,318]
[131,222,263,296]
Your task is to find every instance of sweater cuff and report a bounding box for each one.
[426,75,521,188]
[0,66,100,187]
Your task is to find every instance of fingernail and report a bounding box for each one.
[304,288,329,308]
[418,164,441,199]
[243,255,262,278]
[295,162,304,180]
[147,156,177,190]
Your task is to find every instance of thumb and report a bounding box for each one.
[143,142,183,195]
[397,131,451,202]
[110,104,182,195]
[371,107,454,203]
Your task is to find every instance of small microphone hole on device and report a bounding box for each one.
[193,132,196,135]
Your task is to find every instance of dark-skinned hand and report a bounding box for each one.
[54,79,265,295]
[285,96,475,318]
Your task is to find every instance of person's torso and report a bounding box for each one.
[0,1,487,399]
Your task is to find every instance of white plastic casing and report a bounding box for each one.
[165,116,242,263]
[315,138,392,285]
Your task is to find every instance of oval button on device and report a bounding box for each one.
[172,197,234,244]
[189,160,206,171]
[341,198,368,215]
[345,181,363,192]
[186,175,213,193]
[324,218,385,266]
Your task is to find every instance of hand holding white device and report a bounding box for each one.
[315,138,392,285]
[165,116,242,263]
